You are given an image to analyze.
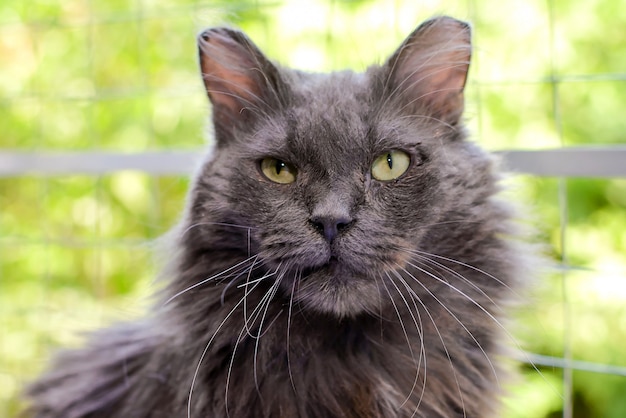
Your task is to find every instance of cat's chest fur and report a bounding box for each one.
[188,314,442,417]
[162,269,500,418]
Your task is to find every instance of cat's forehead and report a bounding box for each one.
[286,71,372,157]
[289,72,426,155]
[246,69,424,171]
[293,70,366,100]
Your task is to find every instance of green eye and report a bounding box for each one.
[260,157,297,184]
[371,150,410,181]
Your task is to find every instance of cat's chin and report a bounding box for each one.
[286,261,382,318]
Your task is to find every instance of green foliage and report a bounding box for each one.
[1,0,625,417]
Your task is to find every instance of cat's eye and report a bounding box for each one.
[260,157,297,184]
[371,150,411,181]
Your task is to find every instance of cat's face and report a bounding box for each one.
[192,18,478,317]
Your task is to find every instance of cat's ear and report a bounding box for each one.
[384,16,471,125]
[198,28,286,140]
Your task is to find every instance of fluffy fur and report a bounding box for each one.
[25,16,529,417]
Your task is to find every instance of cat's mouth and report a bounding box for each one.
[300,256,343,280]
[284,254,383,318]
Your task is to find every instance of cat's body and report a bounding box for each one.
[25,17,529,418]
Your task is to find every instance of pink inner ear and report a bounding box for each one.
[199,31,263,118]
[390,18,471,123]
[204,66,259,116]
[397,53,468,94]
[404,53,469,120]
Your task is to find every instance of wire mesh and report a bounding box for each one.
[1,1,626,417]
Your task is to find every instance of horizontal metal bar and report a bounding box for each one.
[0,147,625,178]
[516,351,626,377]
[496,147,626,177]
[0,150,202,176]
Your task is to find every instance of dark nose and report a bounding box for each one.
[309,215,353,243]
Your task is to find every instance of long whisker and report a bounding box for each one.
[405,248,521,297]
[187,274,264,418]
[380,274,412,355]
[391,267,467,418]
[287,271,299,396]
[243,263,282,337]
[222,258,266,305]
[224,321,248,418]
[387,270,429,417]
[398,264,499,389]
[379,273,424,410]
[406,254,503,315]
[233,265,286,409]
[253,270,285,398]
[165,255,258,306]
[400,247,562,401]
[236,270,278,288]
[384,272,424,411]
[403,255,558,396]
[181,221,259,237]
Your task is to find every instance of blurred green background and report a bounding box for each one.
[1,0,625,417]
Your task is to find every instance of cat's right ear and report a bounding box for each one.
[198,28,286,141]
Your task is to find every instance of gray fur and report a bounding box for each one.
[24,16,529,418]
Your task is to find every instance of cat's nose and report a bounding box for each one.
[309,215,353,243]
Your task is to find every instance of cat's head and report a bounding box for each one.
[189,17,490,317]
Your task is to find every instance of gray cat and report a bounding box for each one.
[25,16,529,417]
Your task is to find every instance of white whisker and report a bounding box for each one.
[380,273,422,407]
[253,270,285,398]
[402,255,556,396]
[224,322,248,418]
[236,269,277,288]
[287,271,299,396]
[384,272,426,414]
[391,267,467,418]
[406,248,520,297]
[181,221,257,238]
[243,263,282,337]
[406,253,503,314]
[187,275,264,418]
[398,264,499,390]
[386,270,428,417]
[221,259,265,305]
[165,255,258,306]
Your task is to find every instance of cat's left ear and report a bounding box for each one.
[198,28,286,141]
[384,16,471,126]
